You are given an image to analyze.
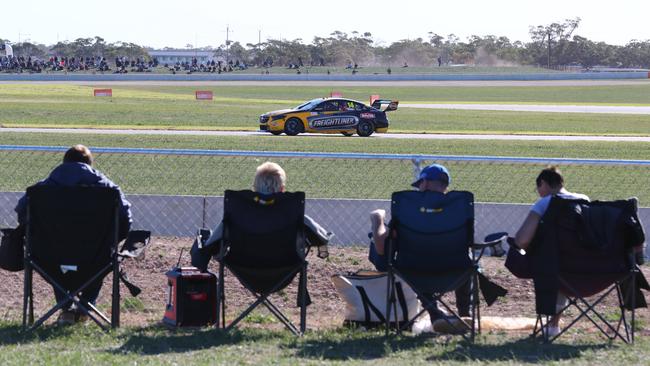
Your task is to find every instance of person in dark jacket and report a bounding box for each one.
[15,144,132,325]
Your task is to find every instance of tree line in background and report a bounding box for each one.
[2,19,650,69]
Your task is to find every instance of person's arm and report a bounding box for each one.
[14,194,27,226]
[117,191,133,241]
[514,211,542,250]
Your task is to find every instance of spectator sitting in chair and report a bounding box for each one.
[15,144,132,325]
[368,163,471,321]
[513,166,589,337]
[191,162,333,270]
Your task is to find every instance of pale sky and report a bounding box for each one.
[3,0,649,48]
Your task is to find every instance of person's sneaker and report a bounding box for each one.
[544,325,561,338]
[427,307,451,322]
[56,310,76,326]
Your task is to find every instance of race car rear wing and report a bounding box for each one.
[371,99,399,112]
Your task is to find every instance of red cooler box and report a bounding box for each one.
[163,267,217,327]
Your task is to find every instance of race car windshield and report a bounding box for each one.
[295,99,323,111]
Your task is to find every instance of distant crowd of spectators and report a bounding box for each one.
[165,58,247,74]
[0,56,111,73]
[114,57,159,73]
[0,55,161,74]
[0,54,259,74]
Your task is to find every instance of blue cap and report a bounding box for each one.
[411,164,451,188]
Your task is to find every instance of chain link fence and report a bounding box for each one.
[1,145,649,321]
[0,145,649,242]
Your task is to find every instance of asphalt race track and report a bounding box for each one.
[2,127,650,142]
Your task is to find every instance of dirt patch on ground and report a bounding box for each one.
[1,236,648,337]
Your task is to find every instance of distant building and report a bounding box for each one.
[148,50,221,64]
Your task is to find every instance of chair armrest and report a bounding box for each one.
[471,232,508,249]
[119,230,151,258]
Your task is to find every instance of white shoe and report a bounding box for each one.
[544,325,561,338]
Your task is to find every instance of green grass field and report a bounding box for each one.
[0,322,647,365]
[2,84,650,135]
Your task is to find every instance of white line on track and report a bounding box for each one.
[2,127,650,142]
[401,103,650,114]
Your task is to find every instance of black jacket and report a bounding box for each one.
[531,197,648,315]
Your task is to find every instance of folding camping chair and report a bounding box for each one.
[216,190,309,335]
[385,190,507,341]
[529,197,648,343]
[22,185,141,332]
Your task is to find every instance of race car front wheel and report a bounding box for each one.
[357,121,375,137]
[284,118,304,136]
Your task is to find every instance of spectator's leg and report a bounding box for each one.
[368,239,387,272]
[370,209,387,253]
[455,278,472,317]
[80,278,104,306]
[549,293,568,330]
[421,293,446,321]
[368,209,389,271]
[53,285,72,310]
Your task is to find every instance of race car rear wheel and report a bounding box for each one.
[341,132,354,137]
[284,118,304,136]
[270,131,283,136]
[357,121,375,137]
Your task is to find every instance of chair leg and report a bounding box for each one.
[262,299,300,335]
[385,271,400,335]
[543,315,550,343]
[299,263,307,335]
[217,263,225,329]
[631,272,636,344]
[112,258,120,328]
[472,274,480,341]
[22,261,32,330]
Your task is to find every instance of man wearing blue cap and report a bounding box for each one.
[368,163,471,320]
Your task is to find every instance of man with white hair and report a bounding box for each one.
[191,162,333,270]
[253,161,287,194]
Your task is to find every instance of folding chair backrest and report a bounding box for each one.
[26,185,120,280]
[223,190,305,268]
[541,197,638,275]
[390,190,474,273]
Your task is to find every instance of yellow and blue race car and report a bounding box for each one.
[259,97,398,137]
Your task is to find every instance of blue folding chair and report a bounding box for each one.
[385,190,507,341]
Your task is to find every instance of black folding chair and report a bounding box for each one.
[23,185,122,331]
[385,190,507,341]
[217,190,309,335]
[530,197,648,343]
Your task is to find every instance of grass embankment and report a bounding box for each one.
[2,84,650,135]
